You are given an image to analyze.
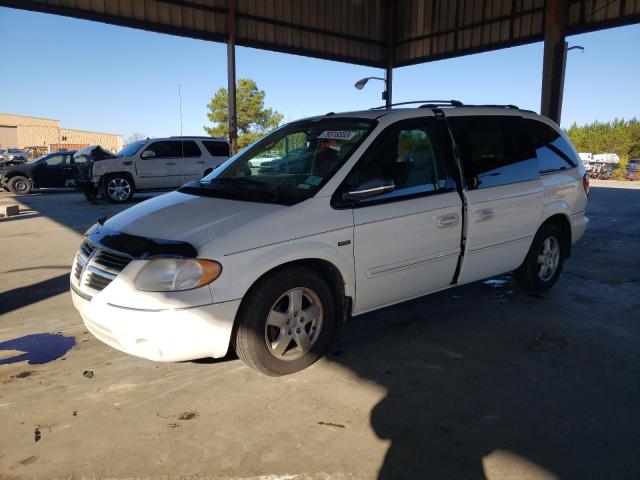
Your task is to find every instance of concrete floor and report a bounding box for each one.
[0,181,638,480]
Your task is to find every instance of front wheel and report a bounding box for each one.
[234,266,335,376]
[515,223,565,292]
[7,176,32,195]
[104,175,134,203]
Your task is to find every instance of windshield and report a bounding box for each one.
[118,140,147,157]
[180,118,375,205]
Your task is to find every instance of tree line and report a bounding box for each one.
[565,118,640,160]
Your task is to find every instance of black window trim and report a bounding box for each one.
[331,116,459,210]
[141,140,202,159]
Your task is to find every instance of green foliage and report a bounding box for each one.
[204,78,284,149]
[565,118,640,162]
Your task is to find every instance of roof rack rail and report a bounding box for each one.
[369,100,463,110]
[169,135,227,140]
[456,104,520,110]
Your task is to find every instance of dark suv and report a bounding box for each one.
[0,151,78,194]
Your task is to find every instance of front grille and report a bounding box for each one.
[73,241,131,293]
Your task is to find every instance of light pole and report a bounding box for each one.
[355,76,390,108]
[557,43,585,124]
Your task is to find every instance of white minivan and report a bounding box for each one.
[70,103,589,375]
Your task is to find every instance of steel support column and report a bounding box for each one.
[540,0,569,124]
[385,0,397,108]
[226,0,238,154]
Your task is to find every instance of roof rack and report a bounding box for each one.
[169,136,227,140]
[369,101,525,111]
[370,100,463,110]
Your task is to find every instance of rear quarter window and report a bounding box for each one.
[524,119,577,173]
[202,140,230,157]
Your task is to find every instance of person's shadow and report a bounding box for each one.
[0,333,76,365]
[327,278,639,479]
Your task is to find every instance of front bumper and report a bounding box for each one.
[71,286,241,362]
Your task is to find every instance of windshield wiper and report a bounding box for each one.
[202,177,282,203]
[207,177,267,186]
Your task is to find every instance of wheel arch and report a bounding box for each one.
[236,257,351,331]
[539,212,572,258]
[101,171,137,189]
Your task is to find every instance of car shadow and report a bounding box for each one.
[0,274,70,315]
[326,276,639,479]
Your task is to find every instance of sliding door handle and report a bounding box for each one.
[436,213,460,228]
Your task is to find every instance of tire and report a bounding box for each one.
[515,222,565,292]
[234,266,335,376]
[7,176,32,195]
[104,174,134,203]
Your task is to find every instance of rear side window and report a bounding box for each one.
[448,115,538,189]
[170,140,201,158]
[524,119,577,173]
[202,140,230,157]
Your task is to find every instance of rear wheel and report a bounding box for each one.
[7,176,32,195]
[515,223,565,292]
[234,266,335,376]
[104,174,134,203]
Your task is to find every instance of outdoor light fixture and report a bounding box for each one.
[354,76,389,102]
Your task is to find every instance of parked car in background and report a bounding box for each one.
[70,102,589,375]
[627,158,640,180]
[0,148,30,165]
[0,150,78,194]
[75,136,230,203]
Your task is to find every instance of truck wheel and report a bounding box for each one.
[234,266,335,376]
[7,176,32,195]
[104,174,134,203]
[515,222,565,292]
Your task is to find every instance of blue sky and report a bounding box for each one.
[0,6,638,141]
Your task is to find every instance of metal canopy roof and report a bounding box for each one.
[3,0,639,68]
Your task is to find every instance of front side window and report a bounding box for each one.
[44,155,66,166]
[449,115,539,189]
[182,118,375,205]
[143,141,173,159]
[343,121,452,205]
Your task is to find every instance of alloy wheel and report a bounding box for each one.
[537,236,560,282]
[264,287,323,361]
[107,177,131,201]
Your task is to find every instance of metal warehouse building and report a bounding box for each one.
[0,113,123,156]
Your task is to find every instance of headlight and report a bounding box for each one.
[134,258,222,292]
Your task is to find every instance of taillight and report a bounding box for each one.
[583,173,590,196]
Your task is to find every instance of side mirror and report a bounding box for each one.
[141,150,155,159]
[342,178,395,202]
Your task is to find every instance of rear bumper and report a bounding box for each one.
[71,287,241,362]
[570,211,589,244]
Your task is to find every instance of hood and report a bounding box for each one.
[105,191,284,248]
[74,145,117,162]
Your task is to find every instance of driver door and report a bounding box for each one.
[342,117,463,314]
[136,141,184,189]
[33,154,73,187]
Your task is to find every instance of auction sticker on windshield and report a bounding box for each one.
[318,131,357,141]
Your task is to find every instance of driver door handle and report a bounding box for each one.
[166,162,176,166]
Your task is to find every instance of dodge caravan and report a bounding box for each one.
[70,102,589,375]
